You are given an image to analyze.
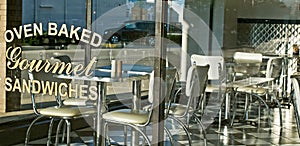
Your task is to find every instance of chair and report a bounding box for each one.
[265,57,283,97]
[291,76,300,137]
[232,52,263,80]
[190,55,225,95]
[190,55,226,129]
[25,58,96,146]
[231,52,283,127]
[102,68,177,145]
[169,64,209,146]
[51,56,96,144]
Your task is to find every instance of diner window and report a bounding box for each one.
[4,0,297,113]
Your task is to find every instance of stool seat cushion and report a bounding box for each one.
[63,98,91,106]
[143,103,193,117]
[236,86,266,95]
[39,106,96,118]
[205,84,228,93]
[103,109,149,124]
[205,84,219,93]
[168,103,193,116]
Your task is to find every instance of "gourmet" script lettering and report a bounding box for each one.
[6,46,97,76]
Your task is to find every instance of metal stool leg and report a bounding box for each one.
[65,120,71,146]
[55,119,64,145]
[25,116,44,145]
[124,126,127,145]
[61,121,67,143]
[103,122,110,145]
[292,98,300,137]
[272,95,283,127]
[47,118,55,146]
[164,126,174,145]
[129,124,151,146]
[168,116,192,146]
[258,101,261,128]
[193,115,207,146]
[230,92,239,126]
[252,94,270,128]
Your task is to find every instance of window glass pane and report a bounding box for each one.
[3,0,299,111]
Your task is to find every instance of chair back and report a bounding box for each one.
[191,54,224,81]
[28,56,72,115]
[292,78,300,110]
[148,68,177,104]
[266,57,283,79]
[185,65,209,112]
[291,77,300,137]
[233,52,263,78]
[147,68,177,120]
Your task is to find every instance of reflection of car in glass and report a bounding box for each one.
[103,20,182,46]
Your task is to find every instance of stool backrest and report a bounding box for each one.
[291,77,300,137]
[28,56,72,114]
[147,68,177,122]
[233,52,263,77]
[148,68,177,104]
[266,57,283,79]
[191,54,224,81]
[185,65,209,112]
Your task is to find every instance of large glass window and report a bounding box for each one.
[4,0,299,112]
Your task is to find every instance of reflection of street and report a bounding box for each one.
[21,45,181,63]
[101,40,181,49]
[121,41,180,49]
[20,44,181,106]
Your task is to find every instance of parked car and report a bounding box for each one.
[103,20,182,46]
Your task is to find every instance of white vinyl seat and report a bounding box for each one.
[235,86,266,94]
[38,105,95,117]
[168,104,194,115]
[104,109,149,124]
[62,98,92,106]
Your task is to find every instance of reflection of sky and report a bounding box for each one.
[282,0,293,7]
[281,0,299,7]
[129,0,184,5]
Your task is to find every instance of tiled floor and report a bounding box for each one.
[17,104,300,146]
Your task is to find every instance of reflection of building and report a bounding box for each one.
[129,1,156,21]
[131,4,148,20]
[22,0,127,29]
[129,2,179,22]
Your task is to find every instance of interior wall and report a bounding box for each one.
[223,0,238,48]
[211,0,224,54]
[223,0,300,48]
[237,0,300,20]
